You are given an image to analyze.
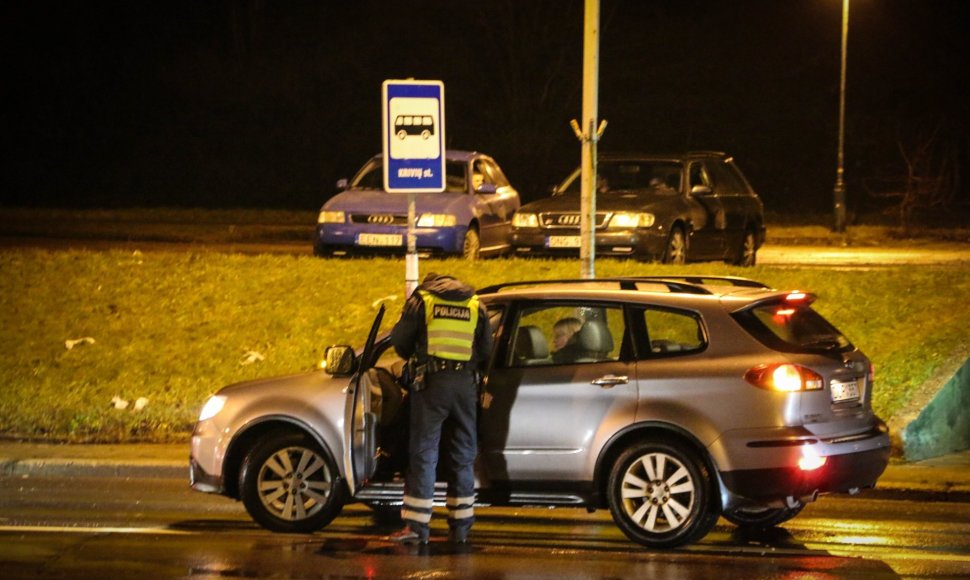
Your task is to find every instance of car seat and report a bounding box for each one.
[514,325,550,366]
[575,320,614,362]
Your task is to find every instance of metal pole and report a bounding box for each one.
[833,0,849,233]
[406,192,418,296]
[579,0,600,279]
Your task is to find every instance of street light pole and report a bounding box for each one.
[833,0,849,233]
[577,0,603,279]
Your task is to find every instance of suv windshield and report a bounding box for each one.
[733,301,853,353]
[559,161,682,195]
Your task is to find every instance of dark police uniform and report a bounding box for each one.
[389,274,492,543]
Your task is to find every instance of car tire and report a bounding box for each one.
[462,226,481,260]
[723,504,804,529]
[607,439,720,549]
[662,227,687,264]
[239,431,345,533]
[731,229,758,267]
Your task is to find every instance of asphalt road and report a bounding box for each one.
[1,474,969,578]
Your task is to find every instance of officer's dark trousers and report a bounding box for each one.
[402,371,477,539]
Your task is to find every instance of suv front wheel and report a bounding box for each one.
[607,440,720,548]
[239,431,346,533]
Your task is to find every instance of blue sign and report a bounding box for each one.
[382,80,445,193]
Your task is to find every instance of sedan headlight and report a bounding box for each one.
[512,212,539,228]
[416,213,457,227]
[198,395,226,422]
[318,210,345,224]
[608,212,655,229]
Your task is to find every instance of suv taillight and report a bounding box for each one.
[745,363,824,392]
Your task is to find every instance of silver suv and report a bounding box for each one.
[190,276,890,548]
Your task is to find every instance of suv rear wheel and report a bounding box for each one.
[239,431,345,533]
[607,440,719,548]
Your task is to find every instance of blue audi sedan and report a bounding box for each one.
[314,151,520,259]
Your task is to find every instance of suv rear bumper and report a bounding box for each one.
[716,423,891,503]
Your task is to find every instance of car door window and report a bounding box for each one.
[640,307,706,356]
[509,304,625,367]
[446,160,468,193]
[689,162,714,190]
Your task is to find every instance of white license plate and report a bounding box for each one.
[357,233,403,247]
[830,379,860,402]
[547,235,581,248]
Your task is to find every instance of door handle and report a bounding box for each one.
[592,375,628,388]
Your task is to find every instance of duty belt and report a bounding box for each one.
[427,358,470,373]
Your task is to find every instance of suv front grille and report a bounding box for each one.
[539,212,609,229]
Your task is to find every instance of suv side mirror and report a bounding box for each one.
[690,185,713,196]
[324,345,357,376]
[475,183,498,194]
[336,178,349,191]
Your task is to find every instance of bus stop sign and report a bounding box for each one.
[382,80,445,193]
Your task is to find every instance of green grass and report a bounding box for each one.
[2,207,968,246]
[1,249,967,442]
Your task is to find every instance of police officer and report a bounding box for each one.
[388,273,492,545]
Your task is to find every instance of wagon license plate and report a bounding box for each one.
[547,235,581,248]
[830,379,860,402]
[357,233,403,247]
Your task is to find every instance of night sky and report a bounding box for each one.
[5,0,969,218]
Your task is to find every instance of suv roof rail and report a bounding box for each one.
[477,276,770,297]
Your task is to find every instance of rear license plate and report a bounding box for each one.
[357,233,402,247]
[547,235,581,248]
[830,379,860,402]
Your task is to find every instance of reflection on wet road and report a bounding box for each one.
[1,475,968,578]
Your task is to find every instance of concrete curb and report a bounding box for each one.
[0,457,184,479]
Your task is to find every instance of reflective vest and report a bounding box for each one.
[419,290,479,361]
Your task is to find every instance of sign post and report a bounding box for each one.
[381,80,446,297]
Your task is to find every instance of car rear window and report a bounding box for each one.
[733,301,853,354]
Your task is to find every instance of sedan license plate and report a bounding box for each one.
[357,233,402,247]
[547,235,581,248]
[830,379,860,403]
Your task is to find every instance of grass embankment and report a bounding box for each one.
[1,250,967,443]
[2,207,968,246]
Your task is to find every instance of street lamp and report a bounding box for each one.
[833,0,849,233]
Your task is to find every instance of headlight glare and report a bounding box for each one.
[608,212,655,229]
[512,212,539,228]
[198,395,226,422]
[416,213,456,227]
[318,210,345,224]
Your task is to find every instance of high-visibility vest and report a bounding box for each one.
[419,290,479,361]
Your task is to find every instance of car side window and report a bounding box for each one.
[446,160,467,193]
[509,304,624,367]
[689,162,714,190]
[717,161,753,196]
[641,307,706,356]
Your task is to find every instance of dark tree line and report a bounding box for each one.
[5,0,968,223]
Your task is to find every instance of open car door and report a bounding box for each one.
[342,304,385,496]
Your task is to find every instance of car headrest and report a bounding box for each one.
[514,325,549,360]
[578,320,613,355]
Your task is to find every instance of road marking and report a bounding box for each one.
[0,525,196,535]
